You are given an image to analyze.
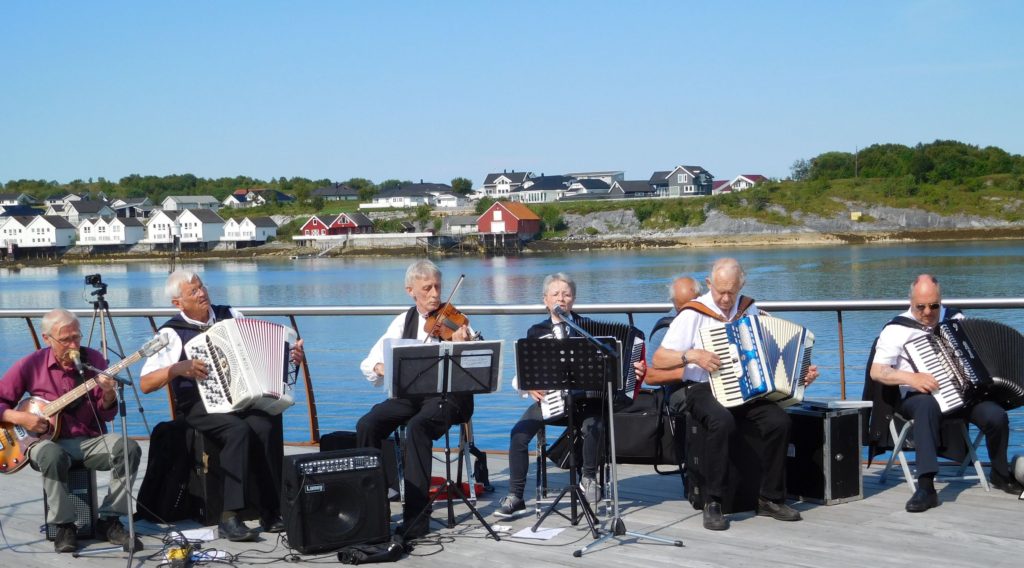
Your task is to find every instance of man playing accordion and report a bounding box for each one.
[141,270,305,542]
[867,274,1022,513]
[647,258,818,531]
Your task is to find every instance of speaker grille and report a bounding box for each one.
[44,465,97,540]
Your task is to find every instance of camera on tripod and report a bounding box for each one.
[85,273,108,297]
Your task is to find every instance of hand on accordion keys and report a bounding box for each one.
[908,370,941,394]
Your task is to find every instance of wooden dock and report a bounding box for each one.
[2,441,1022,567]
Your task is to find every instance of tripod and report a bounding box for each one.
[387,339,502,540]
[73,275,145,562]
[556,318,684,557]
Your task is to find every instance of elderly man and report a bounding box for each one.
[357,259,479,539]
[1,309,142,553]
[669,275,702,313]
[141,270,304,542]
[868,274,1023,512]
[494,272,645,519]
[647,258,818,531]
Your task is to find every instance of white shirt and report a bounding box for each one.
[659,291,757,384]
[140,306,244,376]
[360,310,435,387]
[872,306,963,396]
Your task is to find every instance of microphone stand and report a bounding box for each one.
[557,310,684,557]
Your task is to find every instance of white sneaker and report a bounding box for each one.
[580,476,602,505]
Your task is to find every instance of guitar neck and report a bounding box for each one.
[41,348,147,418]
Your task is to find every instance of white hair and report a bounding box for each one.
[543,272,576,296]
[709,258,746,287]
[668,276,702,301]
[42,308,78,337]
[405,260,441,287]
[166,270,199,301]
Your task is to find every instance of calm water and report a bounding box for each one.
[2,241,1024,458]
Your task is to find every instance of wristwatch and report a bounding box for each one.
[681,351,689,366]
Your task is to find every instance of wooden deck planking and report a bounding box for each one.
[1,441,1023,567]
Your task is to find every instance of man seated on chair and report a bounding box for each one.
[495,272,647,519]
[140,270,305,542]
[0,308,143,553]
[868,274,1022,512]
[646,258,819,531]
[357,259,480,539]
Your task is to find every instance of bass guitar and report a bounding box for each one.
[0,335,167,474]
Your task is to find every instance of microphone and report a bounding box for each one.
[67,349,86,377]
[552,305,570,319]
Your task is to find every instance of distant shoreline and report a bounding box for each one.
[3,226,1024,269]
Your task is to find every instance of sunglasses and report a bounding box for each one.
[913,303,941,312]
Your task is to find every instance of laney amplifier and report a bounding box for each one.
[44,464,97,540]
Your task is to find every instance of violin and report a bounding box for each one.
[424,302,474,340]
[423,274,482,341]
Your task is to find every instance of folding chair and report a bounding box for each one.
[394,419,477,504]
[879,415,990,492]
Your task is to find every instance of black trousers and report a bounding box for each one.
[356,395,472,527]
[899,393,1010,477]
[670,382,790,501]
[182,405,284,516]
[507,399,604,499]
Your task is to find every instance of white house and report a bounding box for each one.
[0,216,33,248]
[510,175,573,204]
[441,215,479,236]
[221,217,277,241]
[726,174,768,192]
[431,192,468,208]
[45,200,115,225]
[481,171,531,198]
[145,210,182,243]
[161,195,221,211]
[21,215,76,248]
[360,183,452,210]
[0,193,33,207]
[178,208,225,243]
[79,217,145,245]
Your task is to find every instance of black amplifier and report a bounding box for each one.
[44,464,97,540]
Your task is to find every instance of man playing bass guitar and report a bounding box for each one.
[0,308,142,553]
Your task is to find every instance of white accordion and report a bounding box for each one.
[185,319,298,415]
[698,314,814,408]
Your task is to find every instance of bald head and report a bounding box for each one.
[909,274,942,326]
[706,258,746,313]
[669,276,701,311]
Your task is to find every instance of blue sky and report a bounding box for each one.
[1,1,1021,187]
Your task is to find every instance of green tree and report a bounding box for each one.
[450,177,473,195]
[790,159,810,181]
[475,196,496,214]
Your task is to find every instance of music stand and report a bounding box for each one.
[555,322,684,557]
[387,339,503,541]
[516,337,620,538]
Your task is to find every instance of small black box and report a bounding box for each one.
[44,464,96,540]
[786,405,863,505]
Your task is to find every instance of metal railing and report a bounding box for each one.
[3,298,1024,448]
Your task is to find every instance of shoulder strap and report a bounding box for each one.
[679,295,755,323]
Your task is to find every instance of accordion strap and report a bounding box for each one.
[679,295,755,322]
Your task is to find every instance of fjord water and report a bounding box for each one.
[2,240,1023,456]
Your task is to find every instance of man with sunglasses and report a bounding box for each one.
[0,309,143,553]
[869,274,1022,512]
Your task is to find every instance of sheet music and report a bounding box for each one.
[384,338,423,399]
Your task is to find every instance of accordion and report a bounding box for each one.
[184,319,298,415]
[905,319,996,414]
[698,314,814,408]
[540,319,645,420]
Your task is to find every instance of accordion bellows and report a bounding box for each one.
[185,319,298,415]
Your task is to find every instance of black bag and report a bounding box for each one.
[337,535,407,564]
[135,419,193,522]
[546,429,581,470]
[613,388,683,468]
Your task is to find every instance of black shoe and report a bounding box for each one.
[905,487,939,513]
[260,515,286,533]
[702,501,729,531]
[53,522,77,553]
[396,520,430,540]
[218,515,259,542]
[990,471,1024,495]
[756,497,802,522]
[95,516,144,552]
[494,495,527,519]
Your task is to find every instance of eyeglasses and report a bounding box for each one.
[914,303,941,312]
[181,285,208,299]
[49,333,83,346]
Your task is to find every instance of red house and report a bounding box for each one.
[477,201,541,239]
[299,213,374,237]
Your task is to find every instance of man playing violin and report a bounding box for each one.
[358,259,479,539]
[0,308,142,553]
